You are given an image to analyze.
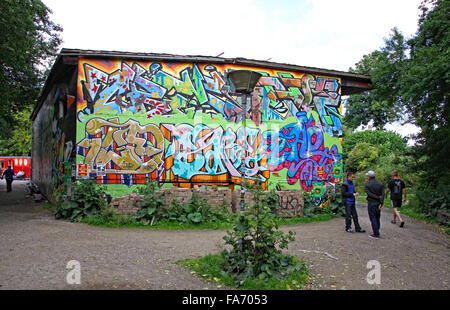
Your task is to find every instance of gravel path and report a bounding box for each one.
[0,180,448,290]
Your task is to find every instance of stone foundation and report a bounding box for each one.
[110,185,304,217]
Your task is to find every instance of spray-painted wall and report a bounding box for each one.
[32,78,77,199]
[74,57,343,201]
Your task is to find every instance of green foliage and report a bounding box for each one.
[342,130,408,161]
[302,187,345,218]
[53,180,110,222]
[221,183,303,287]
[134,182,167,225]
[177,254,309,290]
[344,28,407,131]
[404,0,449,129]
[0,0,62,143]
[403,0,450,188]
[344,0,450,220]
[413,184,450,227]
[342,130,417,190]
[135,182,234,226]
[0,105,32,155]
[345,142,379,172]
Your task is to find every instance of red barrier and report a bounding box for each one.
[0,157,31,179]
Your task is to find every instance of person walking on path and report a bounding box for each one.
[364,170,385,239]
[386,170,407,228]
[1,165,15,192]
[342,171,366,233]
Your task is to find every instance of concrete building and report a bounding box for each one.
[31,48,371,210]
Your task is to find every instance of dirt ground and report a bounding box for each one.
[0,180,448,290]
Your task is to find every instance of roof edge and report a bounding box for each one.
[59,48,371,81]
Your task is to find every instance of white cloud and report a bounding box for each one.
[43,0,422,71]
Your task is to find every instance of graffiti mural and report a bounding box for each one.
[264,111,342,192]
[161,123,268,187]
[77,118,165,185]
[76,58,344,199]
[32,85,76,199]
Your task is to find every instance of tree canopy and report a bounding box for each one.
[344,28,408,131]
[344,0,449,184]
[343,0,449,219]
[401,0,450,185]
[0,0,62,154]
[343,130,416,186]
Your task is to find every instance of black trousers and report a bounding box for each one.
[345,202,361,231]
[368,202,381,237]
[6,178,12,192]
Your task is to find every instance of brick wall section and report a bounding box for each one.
[230,189,304,217]
[110,185,304,217]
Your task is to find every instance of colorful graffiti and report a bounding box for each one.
[264,111,342,192]
[76,58,344,199]
[161,123,268,186]
[76,118,269,187]
[77,118,165,178]
[31,85,75,198]
[78,60,341,129]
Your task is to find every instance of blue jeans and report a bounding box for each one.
[368,202,381,237]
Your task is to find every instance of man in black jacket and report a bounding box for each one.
[364,170,385,239]
[341,171,365,233]
[1,165,15,192]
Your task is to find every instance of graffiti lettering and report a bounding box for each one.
[161,123,268,185]
[79,61,343,132]
[277,193,303,216]
[77,118,165,183]
[265,112,342,192]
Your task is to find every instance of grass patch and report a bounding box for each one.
[81,212,336,230]
[81,215,236,230]
[176,254,309,290]
[278,213,335,225]
[42,202,54,212]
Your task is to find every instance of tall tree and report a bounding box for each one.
[0,0,62,154]
[0,105,32,155]
[402,0,450,185]
[344,28,408,130]
[344,0,450,217]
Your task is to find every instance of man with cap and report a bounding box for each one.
[364,170,385,239]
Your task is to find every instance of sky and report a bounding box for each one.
[42,0,423,140]
[42,0,423,71]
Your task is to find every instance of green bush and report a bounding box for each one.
[413,183,450,226]
[134,182,234,226]
[343,129,418,192]
[178,253,308,290]
[302,187,345,218]
[343,130,408,161]
[53,180,111,222]
[345,142,379,172]
[134,182,167,225]
[221,183,304,287]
